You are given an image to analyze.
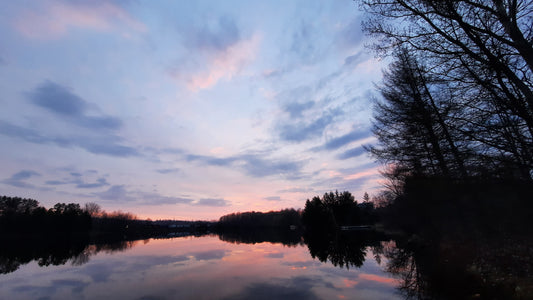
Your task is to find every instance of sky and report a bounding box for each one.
[0,0,386,220]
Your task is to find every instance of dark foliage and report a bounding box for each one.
[301,191,378,230]
[383,229,533,299]
[217,209,302,229]
[217,228,303,246]
[381,177,533,236]
[361,0,533,185]
[0,196,91,234]
[0,233,154,274]
[304,230,388,269]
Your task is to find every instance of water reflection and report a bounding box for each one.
[2,229,530,299]
[2,230,392,276]
[0,231,401,300]
[304,230,389,270]
[0,235,142,274]
[217,228,303,246]
[382,233,533,299]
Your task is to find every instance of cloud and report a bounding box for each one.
[80,139,139,157]
[281,261,321,269]
[94,185,131,201]
[186,152,305,179]
[187,16,240,53]
[311,166,380,194]
[343,52,366,67]
[45,180,67,185]
[0,81,142,157]
[289,20,323,66]
[171,34,260,90]
[189,249,228,261]
[0,120,49,144]
[51,279,89,294]
[2,170,41,188]
[93,185,194,205]
[186,154,237,167]
[135,192,193,206]
[277,187,314,194]
[44,174,109,189]
[263,196,281,201]
[155,168,180,174]
[9,170,41,181]
[242,155,304,178]
[28,81,122,130]
[223,276,323,300]
[160,148,185,155]
[29,81,87,115]
[337,17,365,49]
[358,273,398,286]
[0,120,139,157]
[314,128,371,152]
[169,17,260,90]
[76,177,109,189]
[265,252,284,258]
[282,101,315,118]
[278,109,339,142]
[13,0,146,39]
[193,198,230,207]
[337,146,367,160]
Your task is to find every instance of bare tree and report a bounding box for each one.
[84,202,101,217]
[369,49,469,178]
[360,0,533,179]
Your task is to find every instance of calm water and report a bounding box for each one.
[0,234,401,300]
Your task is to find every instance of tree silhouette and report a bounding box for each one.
[301,191,375,230]
[360,0,533,180]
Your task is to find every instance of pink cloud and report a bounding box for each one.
[343,167,380,181]
[359,273,398,285]
[343,278,359,288]
[171,34,261,91]
[13,0,146,39]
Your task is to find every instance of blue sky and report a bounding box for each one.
[0,0,385,220]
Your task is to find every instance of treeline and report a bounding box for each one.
[0,196,216,240]
[0,196,91,233]
[302,191,377,231]
[216,191,378,232]
[217,208,301,229]
[361,0,533,183]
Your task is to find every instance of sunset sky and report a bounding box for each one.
[0,0,386,220]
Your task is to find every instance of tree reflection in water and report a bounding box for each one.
[0,235,139,274]
[382,233,533,300]
[3,228,531,299]
[304,230,388,269]
[216,227,391,270]
[217,228,303,246]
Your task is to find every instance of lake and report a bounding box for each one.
[3,229,532,300]
[0,233,402,300]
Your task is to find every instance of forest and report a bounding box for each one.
[0,196,211,239]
